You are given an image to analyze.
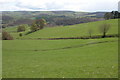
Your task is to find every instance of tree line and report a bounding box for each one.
[104,11,120,20]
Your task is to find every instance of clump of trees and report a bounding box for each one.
[30,19,47,32]
[2,31,13,40]
[17,24,26,32]
[30,24,38,32]
[54,17,101,26]
[99,23,111,38]
[104,11,120,20]
[104,12,113,20]
[111,11,120,19]
[35,19,47,29]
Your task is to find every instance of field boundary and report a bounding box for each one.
[19,34,119,40]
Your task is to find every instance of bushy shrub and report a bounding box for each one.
[17,25,26,32]
[2,31,13,40]
[19,33,23,37]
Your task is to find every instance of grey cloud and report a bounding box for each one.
[15,2,43,10]
[45,2,65,10]
[118,1,120,12]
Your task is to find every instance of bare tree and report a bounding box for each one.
[88,29,93,38]
[99,23,111,38]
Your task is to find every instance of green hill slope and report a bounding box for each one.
[22,19,118,39]
[2,19,118,78]
[3,38,118,78]
[4,19,118,39]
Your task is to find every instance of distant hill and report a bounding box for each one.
[2,11,106,19]
[86,12,106,18]
[2,11,106,27]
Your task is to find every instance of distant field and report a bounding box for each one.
[4,19,118,39]
[23,19,118,39]
[3,38,118,78]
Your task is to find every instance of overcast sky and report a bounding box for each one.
[0,0,119,12]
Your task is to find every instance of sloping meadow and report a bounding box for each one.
[2,38,118,78]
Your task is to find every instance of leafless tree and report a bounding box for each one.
[99,23,111,38]
[88,29,93,38]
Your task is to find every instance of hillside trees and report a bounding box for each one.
[30,18,47,32]
[13,18,34,26]
[30,24,38,32]
[34,19,47,29]
[54,17,101,26]
[104,12,113,20]
[111,11,120,19]
[104,11,120,20]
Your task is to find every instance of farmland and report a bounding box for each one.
[2,38,118,78]
[2,19,118,78]
[4,19,118,39]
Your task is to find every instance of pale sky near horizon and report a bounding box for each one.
[0,0,119,12]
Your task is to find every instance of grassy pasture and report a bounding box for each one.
[22,19,118,39]
[3,38,118,78]
[2,19,118,78]
[3,19,118,39]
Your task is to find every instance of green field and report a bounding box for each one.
[23,19,117,39]
[0,40,2,78]
[2,19,118,78]
[3,38,118,78]
[4,19,118,39]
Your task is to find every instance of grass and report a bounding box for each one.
[2,19,118,78]
[4,26,31,39]
[0,40,2,78]
[22,19,118,39]
[3,19,118,39]
[2,38,118,78]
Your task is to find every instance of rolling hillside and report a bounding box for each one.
[3,38,118,78]
[2,18,118,78]
[23,19,118,39]
[2,11,105,19]
[2,11,105,27]
[4,19,117,39]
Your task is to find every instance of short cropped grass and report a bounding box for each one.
[3,19,118,39]
[22,19,118,39]
[3,38,118,78]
